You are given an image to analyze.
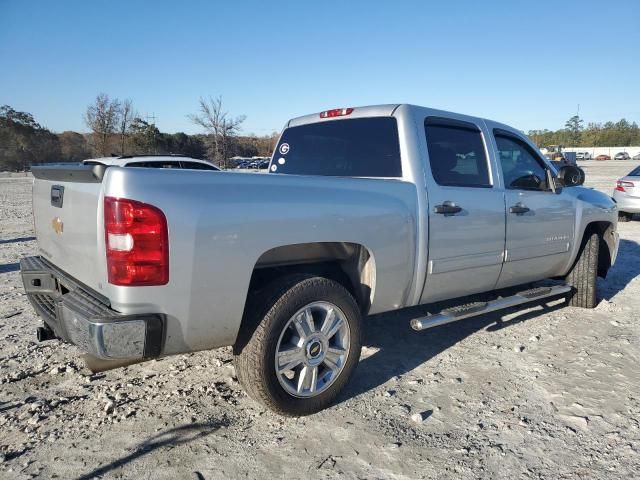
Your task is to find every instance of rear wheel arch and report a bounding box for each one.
[245,242,375,312]
[235,242,376,347]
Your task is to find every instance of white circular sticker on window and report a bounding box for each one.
[270,164,278,172]
[279,143,290,155]
[278,157,286,165]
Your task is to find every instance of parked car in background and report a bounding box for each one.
[83,154,220,171]
[236,158,270,170]
[576,152,591,161]
[633,153,640,161]
[614,152,631,161]
[596,154,611,161]
[613,165,640,222]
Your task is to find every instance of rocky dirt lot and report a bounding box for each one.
[0,162,639,479]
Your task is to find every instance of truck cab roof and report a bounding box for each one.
[286,103,520,137]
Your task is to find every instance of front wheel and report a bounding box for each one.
[234,275,362,416]
[566,233,599,308]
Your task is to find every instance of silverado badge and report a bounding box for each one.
[52,217,64,235]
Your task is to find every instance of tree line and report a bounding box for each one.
[528,115,640,148]
[0,94,278,171]
[2,98,639,171]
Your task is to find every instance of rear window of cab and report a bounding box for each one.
[271,117,402,177]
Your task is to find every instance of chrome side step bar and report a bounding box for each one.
[410,285,572,331]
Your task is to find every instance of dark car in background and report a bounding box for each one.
[234,157,270,170]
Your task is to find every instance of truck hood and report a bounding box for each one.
[565,186,617,211]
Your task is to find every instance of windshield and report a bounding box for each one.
[271,117,401,177]
[628,166,640,176]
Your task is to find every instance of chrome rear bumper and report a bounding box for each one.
[20,256,164,360]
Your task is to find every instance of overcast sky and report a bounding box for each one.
[1,0,638,135]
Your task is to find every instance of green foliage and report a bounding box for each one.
[58,131,91,161]
[0,105,61,170]
[529,115,640,148]
[160,132,206,158]
[129,118,161,154]
[127,121,209,157]
[564,115,584,145]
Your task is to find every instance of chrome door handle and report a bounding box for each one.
[434,201,462,215]
[509,203,530,214]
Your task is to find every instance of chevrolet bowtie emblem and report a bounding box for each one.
[52,217,64,235]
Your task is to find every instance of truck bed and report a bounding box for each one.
[30,165,418,354]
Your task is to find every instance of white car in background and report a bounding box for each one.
[614,165,640,222]
[83,154,220,170]
[576,152,591,161]
[614,152,631,161]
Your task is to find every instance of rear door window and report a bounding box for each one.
[272,117,401,177]
[424,119,491,188]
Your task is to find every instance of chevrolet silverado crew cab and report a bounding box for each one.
[21,105,619,416]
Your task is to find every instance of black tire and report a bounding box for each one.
[618,212,633,222]
[566,233,599,308]
[233,275,362,416]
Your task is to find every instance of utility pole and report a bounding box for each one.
[145,113,157,154]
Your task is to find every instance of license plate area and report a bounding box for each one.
[51,185,65,208]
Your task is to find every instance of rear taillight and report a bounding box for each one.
[616,180,634,192]
[320,107,354,119]
[104,197,169,286]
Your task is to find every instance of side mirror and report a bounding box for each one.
[557,165,585,187]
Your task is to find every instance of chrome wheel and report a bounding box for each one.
[274,301,350,398]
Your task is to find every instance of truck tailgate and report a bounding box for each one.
[32,165,106,291]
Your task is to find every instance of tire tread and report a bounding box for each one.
[566,233,599,308]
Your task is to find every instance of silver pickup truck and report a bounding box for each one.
[21,104,619,416]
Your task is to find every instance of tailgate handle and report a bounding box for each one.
[51,185,65,208]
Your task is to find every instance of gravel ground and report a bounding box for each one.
[0,162,639,479]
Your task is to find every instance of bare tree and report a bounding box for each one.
[118,99,135,155]
[84,93,121,156]
[189,96,245,168]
